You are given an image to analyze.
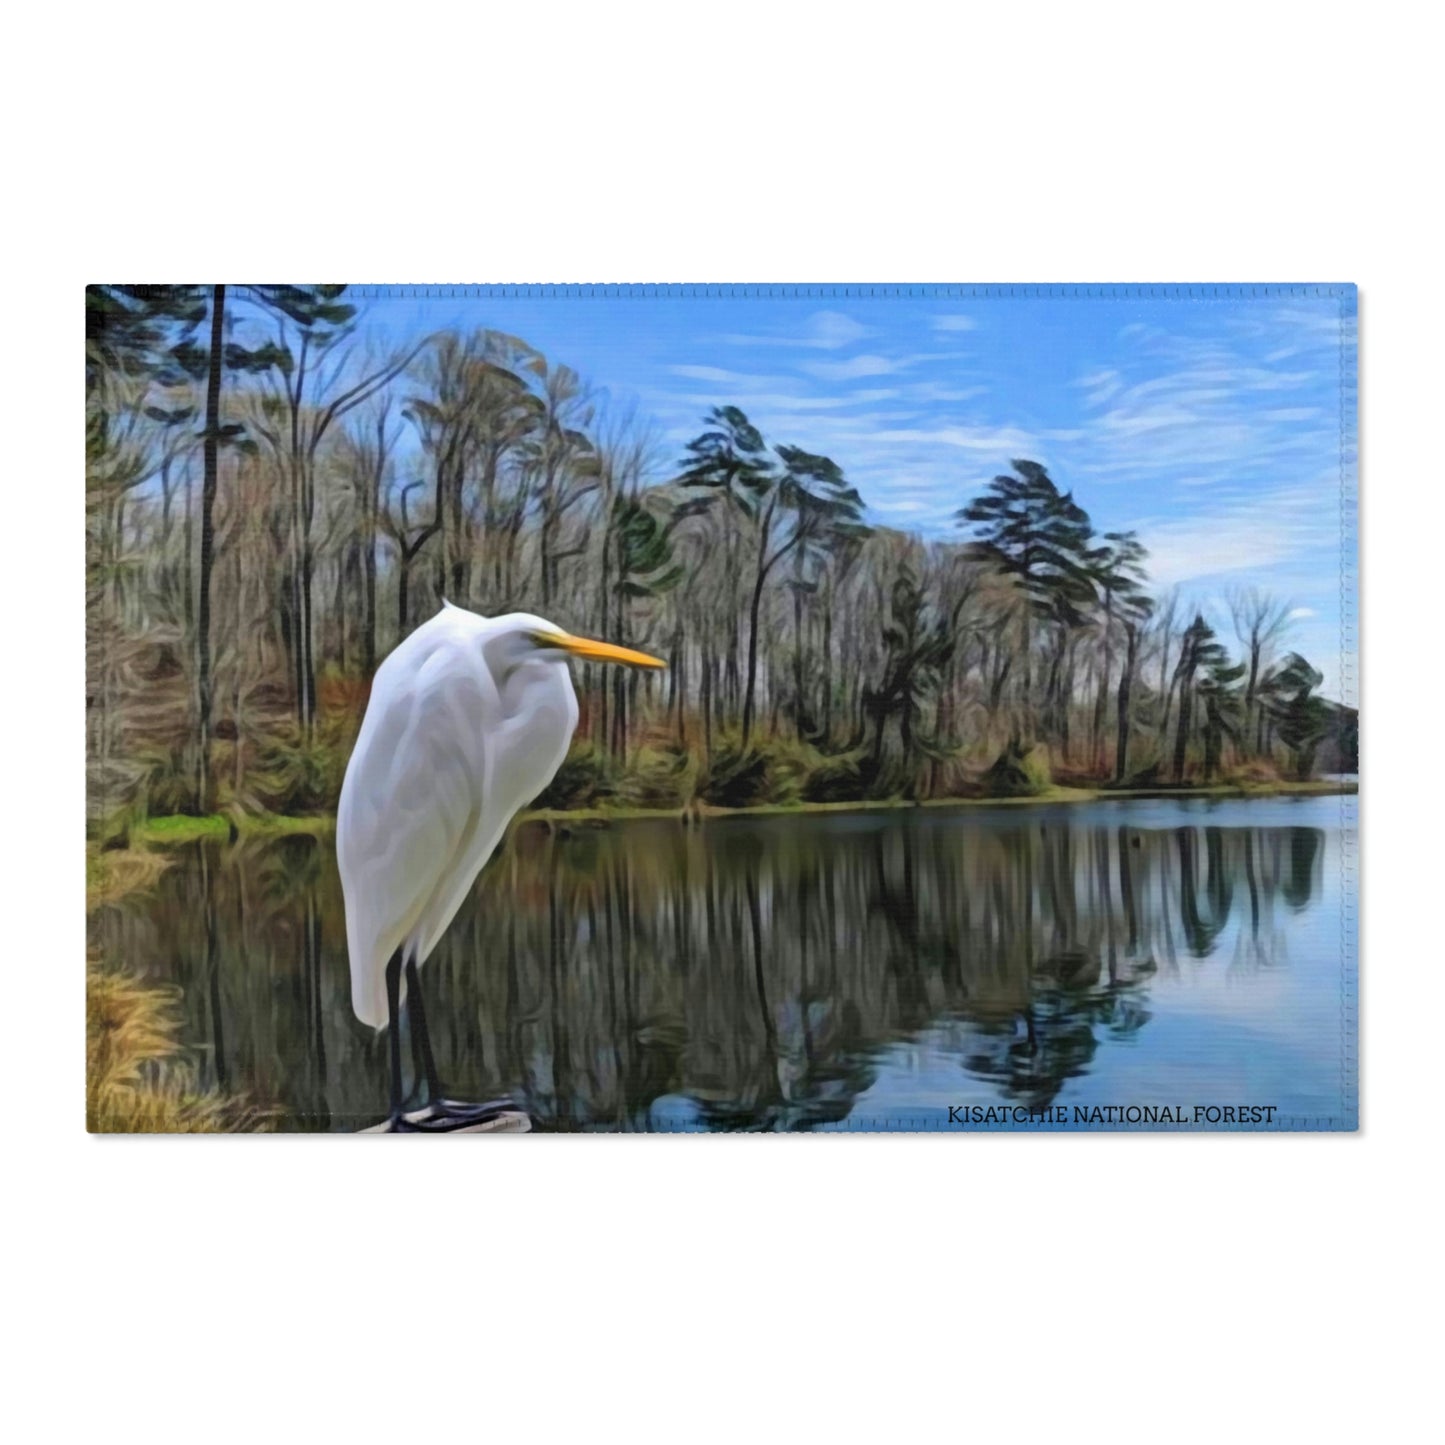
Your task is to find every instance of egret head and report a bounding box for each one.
[484,613,666,677]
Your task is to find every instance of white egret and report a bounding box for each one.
[337,602,664,1131]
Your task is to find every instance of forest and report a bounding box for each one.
[85,285,1356,834]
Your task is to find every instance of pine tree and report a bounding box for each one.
[863,567,954,789]
[957,459,1096,747]
[1090,530,1150,772]
[1261,653,1330,778]
[681,411,864,746]
[1198,653,1248,782]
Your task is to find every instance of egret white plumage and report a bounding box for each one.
[337,602,664,1130]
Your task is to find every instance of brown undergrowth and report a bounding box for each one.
[86,847,271,1133]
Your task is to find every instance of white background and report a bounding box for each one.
[6,3,1438,1440]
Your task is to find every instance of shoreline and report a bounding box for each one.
[121,778,1357,847]
[531,778,1357,825]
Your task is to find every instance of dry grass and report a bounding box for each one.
[86,845,270,1133]
[86,962,272,1133]
[85,846,172,912]
[1223,759,1283,786]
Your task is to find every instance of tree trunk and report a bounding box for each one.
[1173,659,1196,781]
[742,560,768,747]
[433,457,448,603]
[450,453,469,603]
[184,459,194,635]
[1115,623,1138,782]
[1157,628,1175,758]
[611,527,627,757]
[1203,704,1222,782]
[673,624,687,747]
[701,635,714,760]
[741,507,776,748]
[480,442,501,609]
[1244,640,1261,759]
[792,549,806,737]
[820,590,833,744]
[300,478,317,733]
[1059,635,1077,762]
[540,461,558,609]
[1093,591,1113,772]
[335,550,351,673]
[363,422,382,672]
[724,528,741,716]
[1016,602,1032,747]
[362,531,377,673]
[194,284,225,814]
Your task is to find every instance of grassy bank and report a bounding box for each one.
[684,777,1357,821]
[533,777,1355,824]
[114,776,1356,842]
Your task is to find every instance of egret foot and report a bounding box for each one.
[385,1098,530,1133]
[377,957,531,1131]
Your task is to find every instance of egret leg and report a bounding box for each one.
[401,958,517,1131]
[405,958,442,1101]
[385,950,405,1129]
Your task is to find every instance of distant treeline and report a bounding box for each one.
[85,285,1355,827]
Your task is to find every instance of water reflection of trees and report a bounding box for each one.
[88,813,1327,1130]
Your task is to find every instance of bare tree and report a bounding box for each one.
[1229,587,1294,756]
[380,476,441,637]
[245,291,427,734]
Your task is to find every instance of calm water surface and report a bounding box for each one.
[90,795,1358,1131]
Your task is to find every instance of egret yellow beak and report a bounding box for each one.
[533,631,666,669]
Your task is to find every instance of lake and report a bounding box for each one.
[89,794,1358,1131]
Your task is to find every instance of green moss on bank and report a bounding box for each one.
[137,814,230,844]
[131,811,335,847]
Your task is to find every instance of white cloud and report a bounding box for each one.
[869,424,1042,455]
[872,498,932,515]
[798,350,969,382]
[669,364,765,385]
[903,382,989,404]
[1287,606,1316,620]
[1075,368,1124,407]
[1068,325,1333,486]
[1131,481,1339,589]
[707,388,901,412]
[800,353,907,381]
[720,309,872,351]
[930,314,977,333]
[802,310,871,349]
[1268,304,1348,346]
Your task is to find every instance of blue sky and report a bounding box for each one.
[345,286,1357,702]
